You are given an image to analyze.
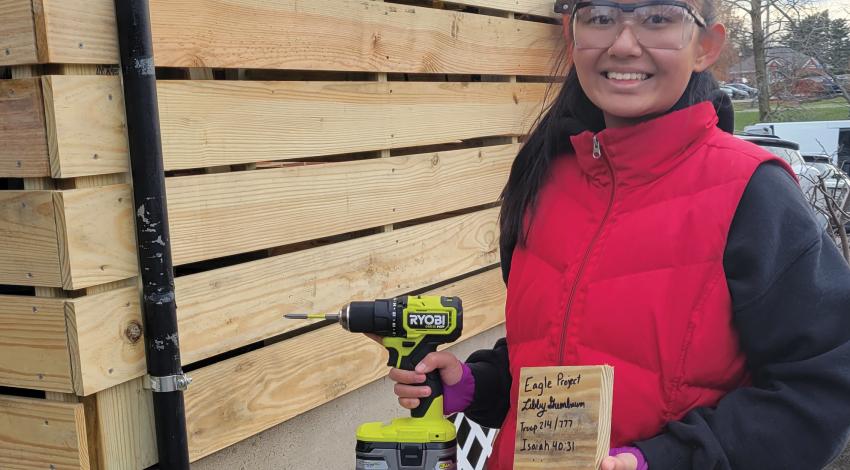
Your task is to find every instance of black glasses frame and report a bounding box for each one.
[554,0,707,28]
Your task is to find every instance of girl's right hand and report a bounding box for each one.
[387,351,464,409]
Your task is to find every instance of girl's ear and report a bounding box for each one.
[694,23,727,72]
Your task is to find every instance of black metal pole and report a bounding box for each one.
[113,1,190,468]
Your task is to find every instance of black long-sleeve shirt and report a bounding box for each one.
[465,163,850,469]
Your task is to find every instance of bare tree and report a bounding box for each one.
[800,170,850,262]
[781,11,850,112]
[720,0,819,120]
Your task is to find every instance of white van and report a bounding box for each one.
[743,120,850,167]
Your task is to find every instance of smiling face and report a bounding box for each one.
[567,0,726,128]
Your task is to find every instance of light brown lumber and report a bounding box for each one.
[442,0,556,17]
[20,1,559,70]
[55,63,130,187]
[149,0,558,74]
[41,75,129,178]
[167,143,516,264]
[0,0,39,66]
[41,76,545,173]
[6,59,128,470]
[183,267,507,461]
[0,395,90,469]
[0,190,63,287]
[67,206,500,395]
[51,185,137,290]
[0,295,74,392]
[0,79,51,177]
[35,0,119,65]
[89,377,157,470]
[157,79,542,171]
[0,185,123,292]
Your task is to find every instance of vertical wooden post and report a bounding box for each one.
[377,0,394,233]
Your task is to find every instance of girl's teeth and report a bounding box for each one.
[607,72,648,81]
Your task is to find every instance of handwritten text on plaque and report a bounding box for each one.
[513,365,614,470]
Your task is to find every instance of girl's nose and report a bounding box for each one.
[607,25,643,57]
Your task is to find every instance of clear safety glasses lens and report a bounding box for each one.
[571,3,698,50]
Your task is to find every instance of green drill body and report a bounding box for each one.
[287,295,463,469]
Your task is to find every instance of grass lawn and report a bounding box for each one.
[734,97,850,131]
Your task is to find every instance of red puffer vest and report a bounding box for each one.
[488,102,792,469]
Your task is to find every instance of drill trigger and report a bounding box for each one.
[386,347,400,368]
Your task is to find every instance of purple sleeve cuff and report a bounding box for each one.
[610,446,649,470]
[442,362,475,415]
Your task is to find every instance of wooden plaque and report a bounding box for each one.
[513,365,614,469]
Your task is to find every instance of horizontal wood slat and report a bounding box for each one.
[66,289,141,396]
[0,186,136,289]
[446,0,556,16]
[53,185,138,290]
[0,0,39,66]
[42,75,129,178]
[150,0,559,74]
[168,144,516,264]
[43,76,545,174]
[0,295,74,393]
[69,207,500,395]
[0,191,62,287]
[0,396,90,470]
[16,0,559,72]
[0,79,51,177]
[158,80,542,171]
[183,267,506,461]
[37,0,119,65]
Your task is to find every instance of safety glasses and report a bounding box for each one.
[554,0,706,50]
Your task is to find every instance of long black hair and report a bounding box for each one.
[499,0,722,266]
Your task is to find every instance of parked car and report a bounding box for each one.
[744,120,850,165]
[719,85,748,100]
[803,153,832,164]
[737,132,811,178]
[726,83,758,98]
[805,160,850,214]
[737,132,826,224]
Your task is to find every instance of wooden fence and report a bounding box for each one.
[0,0,560,468]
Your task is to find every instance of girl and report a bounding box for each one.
[389,0,850,468]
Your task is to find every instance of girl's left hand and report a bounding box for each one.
[600,453,637,470]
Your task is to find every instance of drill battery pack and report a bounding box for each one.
[355,440,456,470]
[354,406,458,470]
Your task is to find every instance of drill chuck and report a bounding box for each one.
[340,300,399,336]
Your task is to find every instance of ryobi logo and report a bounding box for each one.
[407,312,450,330]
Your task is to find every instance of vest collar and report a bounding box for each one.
[569,101,719,188]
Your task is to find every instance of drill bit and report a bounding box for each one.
[285,312,340,322]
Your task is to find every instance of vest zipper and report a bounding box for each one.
[558,134,617,363]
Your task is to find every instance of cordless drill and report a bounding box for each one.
[286,295,463,470]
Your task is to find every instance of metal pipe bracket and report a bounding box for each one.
[145,373,193,393]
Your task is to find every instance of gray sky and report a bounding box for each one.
[816,0,849,18]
